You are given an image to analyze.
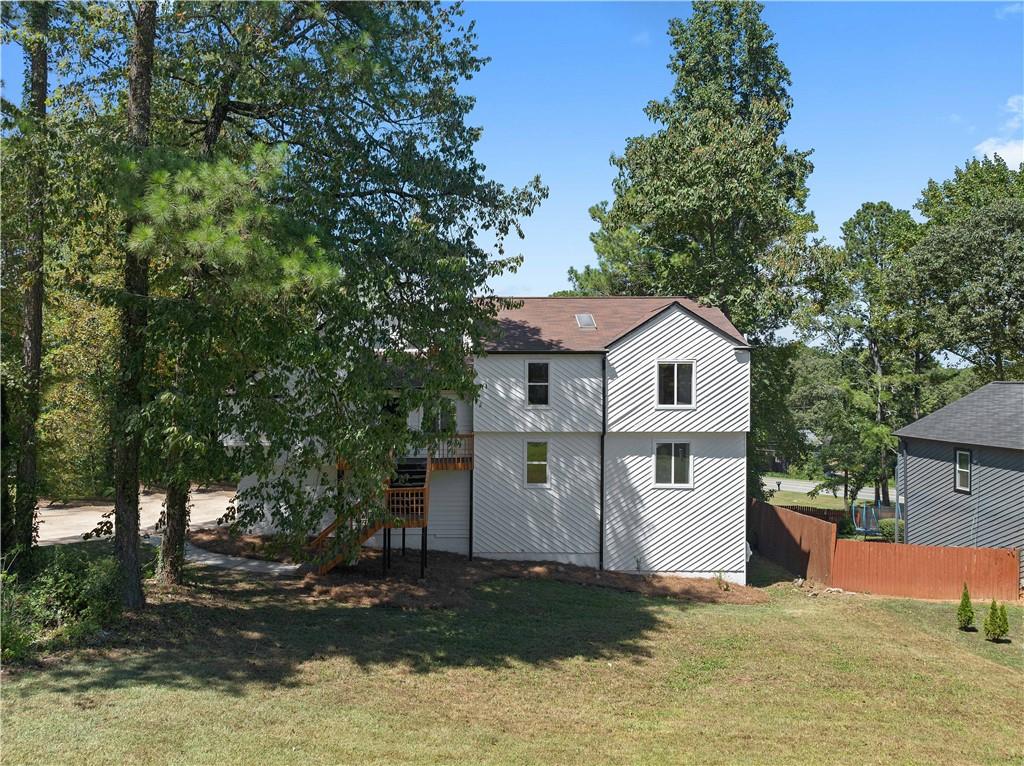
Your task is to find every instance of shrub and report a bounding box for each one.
[1,546,123,662]
[956,583,974,630]
[983,599,1009,642]
[878,518,904,543]
[1,573,35,664]
[836,515,855,537]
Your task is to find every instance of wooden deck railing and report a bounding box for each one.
[386,486,428,527]
[427,433,473,469]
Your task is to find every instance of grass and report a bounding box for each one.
[769,489,847,510]
[2,556,1021,765]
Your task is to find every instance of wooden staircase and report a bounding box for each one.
[311,457,432,576]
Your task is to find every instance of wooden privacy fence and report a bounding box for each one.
[747,499,836,583]
[775,505,847,526]
[831,540,1020,601]
[749,499,1021,600]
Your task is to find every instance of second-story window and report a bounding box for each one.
[527,361,549,406]
[657,361,695,407]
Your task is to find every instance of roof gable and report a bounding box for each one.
[486,297,748,353]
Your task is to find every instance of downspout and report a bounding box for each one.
[468,458,474,561]
[599,354,607,570]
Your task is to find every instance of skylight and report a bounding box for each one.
[575,313,597,329]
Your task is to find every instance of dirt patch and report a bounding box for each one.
[302,550,767,608]
[188,528,302,563]
[189,527,768,609]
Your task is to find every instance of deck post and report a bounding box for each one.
[420,524,427,579]
[402,527,406,556]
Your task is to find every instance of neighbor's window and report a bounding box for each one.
[657,361,694,407]
[955,449,971,493]
[526,441,549,486]
[654,442,691,486]
[527,361,549,406]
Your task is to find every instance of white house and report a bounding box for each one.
[244,296,752,584]
[365,296,751,583]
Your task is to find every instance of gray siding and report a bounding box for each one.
[473,354,603,434]
[472,433,601,565]
[604,432,747,581]
[606,304,750,434]
[902,438,1024,582]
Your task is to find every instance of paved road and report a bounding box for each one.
[765,477,901,503]
[36,488,234,545]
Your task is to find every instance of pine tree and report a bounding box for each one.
[998,604,1010,640]
[983,599,1008,641]
[956,583,974,631]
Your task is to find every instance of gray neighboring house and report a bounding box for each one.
[895,381,1024,584]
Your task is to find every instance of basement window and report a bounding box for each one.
[954,448,971,494]
[575,313,597,329]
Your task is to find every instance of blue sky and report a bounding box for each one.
[3,2,1022,296]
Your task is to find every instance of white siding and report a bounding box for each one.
[473,432,600,565]
[368,470,471,555]
[236,460,337,535]
[474,354,603,434]
[407,395,474,433]
[606,305,750,433]
[604,432,747,582]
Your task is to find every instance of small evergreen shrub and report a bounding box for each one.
[956,583,974,630]
[878,518,904,543]
[983,599,1009,642]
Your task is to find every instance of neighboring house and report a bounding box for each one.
[243,296,752,583]
[895,381,1024,584]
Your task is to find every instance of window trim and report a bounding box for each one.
[524,359,551,409]
[524,439,551,488]
[954,448,972,495]
[654,359,697,410]
[652,439,694,489]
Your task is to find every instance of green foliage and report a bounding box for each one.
[956,583,974,630]
[0,545,123,662]
[877,518,904,543]
[565,2,812,497]
[983,599,1009,642]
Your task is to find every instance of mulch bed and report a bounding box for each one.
[189,526,768,609]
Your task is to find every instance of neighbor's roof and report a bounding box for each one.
[485,296,748,353]
[895,381,1024,451]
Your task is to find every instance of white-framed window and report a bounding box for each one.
[954,448,971,494]
[653,440,693,487]
[525,440,550,487]
[656,360,696,408]
[526,360,550,407]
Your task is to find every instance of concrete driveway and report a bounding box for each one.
[36,487,234,546]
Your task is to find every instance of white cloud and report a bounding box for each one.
[995,2,1023,19]
[974,94,1024,166]
[974,137,1024,165]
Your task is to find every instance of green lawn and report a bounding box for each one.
[769,489,848,510]
[2,560,1021,765]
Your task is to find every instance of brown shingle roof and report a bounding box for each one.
[486,297,748,353]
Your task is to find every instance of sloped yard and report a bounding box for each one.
[2,557,1021,765]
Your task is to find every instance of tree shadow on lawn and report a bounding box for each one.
[13,567,690,698]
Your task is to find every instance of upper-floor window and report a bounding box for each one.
[954,448,971,493]
[656,361,695,408]
[525,440,549,487]
[526,361,549,407]
[653,441,692,487]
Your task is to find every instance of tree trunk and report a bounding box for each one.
[159,481,189,584]
[870,339,889,508]
[113,0,157,609]
[11,1,50,565]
